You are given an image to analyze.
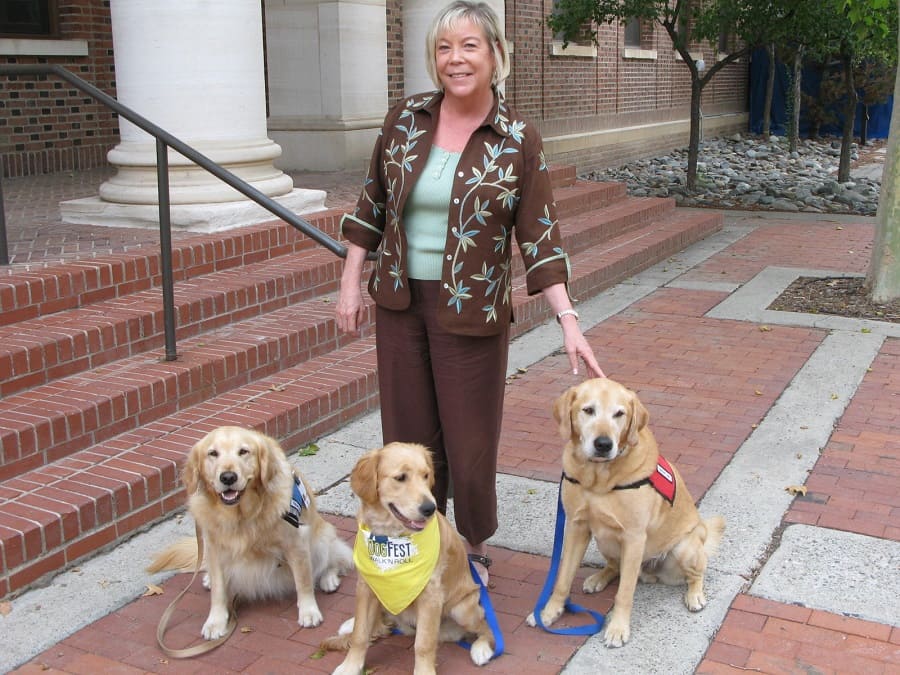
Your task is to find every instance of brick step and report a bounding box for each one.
[509,195,675,279]
[0,205,723,599]
[0,209,347,326]
[548,163,576,189]
[0,291,377,482]
[0,246,345,398]
[0,176,605,326]
[0,183,630,400]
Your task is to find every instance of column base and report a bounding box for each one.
[60,188,327,233]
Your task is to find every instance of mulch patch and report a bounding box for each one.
[768,276,900,323]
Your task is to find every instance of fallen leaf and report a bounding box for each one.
[796,453,803,459]
[98,579,111,589]
[142,584,164,597]
[785,485,807,496]
[0,601,11,616]
[310,648,327,660]
[269,384,286,392]
[527,488,537,495]
[240,626,254,634]
[322,298,331,304]
[799,425,809,430]
[861,327,872,334]
[835,225,843,230]
[759,325,772,332]
[830,393,839,400]
[751,423,759,429]
[298,443,319,457]
[754,389,763,396]
[516,367,528,374]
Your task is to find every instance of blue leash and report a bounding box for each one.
[457,559,505,659]
[530,477,605,635]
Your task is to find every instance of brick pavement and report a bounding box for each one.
[4,170,899,673]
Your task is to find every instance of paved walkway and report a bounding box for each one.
[1,170,898,674]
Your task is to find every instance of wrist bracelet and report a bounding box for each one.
[556,309,580,323]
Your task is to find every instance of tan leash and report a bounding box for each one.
[156,525,237,658]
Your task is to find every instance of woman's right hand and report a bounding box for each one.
[336,243,369,335]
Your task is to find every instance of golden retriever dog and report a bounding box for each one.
[147,426,352,639]
[322,442,494,675]
[526,378,725,648]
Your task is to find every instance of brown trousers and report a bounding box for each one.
[375,280,509,546]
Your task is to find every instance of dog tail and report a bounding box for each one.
[701,516,726,558]
[146,537,200,573]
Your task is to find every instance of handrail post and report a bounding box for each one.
[0,175,9,265]
[156,139,178,361]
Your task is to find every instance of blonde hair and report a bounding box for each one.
[424,1,511,90]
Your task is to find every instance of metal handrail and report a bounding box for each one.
[0,64,368,360]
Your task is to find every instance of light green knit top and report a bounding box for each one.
[404,146,461,280]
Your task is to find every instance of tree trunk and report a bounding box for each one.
[762,43,775,137]
[837,52,858,183]
[860,106,869,146]
[790,48,803,154]
[686,77,703,192]
[867,2,900,303]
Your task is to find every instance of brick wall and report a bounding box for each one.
[387,0,405,106]
[1,0,119,178]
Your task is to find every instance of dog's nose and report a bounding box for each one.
[219,471,238,486]
[418,500,436,519]
[593,437,614,456]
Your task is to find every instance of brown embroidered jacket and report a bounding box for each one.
[341,90,571,336]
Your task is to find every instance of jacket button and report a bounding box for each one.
[446,255,452,260]
[453,198,459,204]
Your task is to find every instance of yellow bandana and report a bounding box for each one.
[353,517,440,615]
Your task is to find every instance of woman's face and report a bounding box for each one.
[435,17,495,103]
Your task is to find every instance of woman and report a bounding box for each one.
[336,0,604,584]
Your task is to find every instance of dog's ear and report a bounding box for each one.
[553,386,578,440]
[624,392,649,448]
[255,432,282,493]
[422,445,435,488]
[182,436,206,495]
[350,449,380,504]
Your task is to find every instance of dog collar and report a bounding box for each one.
[353,517,440,615]
[282,474,311,528]
[562,454,677,506]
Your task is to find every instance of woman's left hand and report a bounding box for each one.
[559,316,605,378]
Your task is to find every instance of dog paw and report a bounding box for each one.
[201,610,230,640]
[684,589,707,612]
[333,659,365,675]
[319,570,342,593]
[583,568,615,594]
[469,637,493,666]
[297,600,324,628]
[525,602,563,628]
[602,612,630,648]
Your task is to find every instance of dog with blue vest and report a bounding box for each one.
[148,426,352,640]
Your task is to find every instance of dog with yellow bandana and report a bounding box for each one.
[322,442,494,674]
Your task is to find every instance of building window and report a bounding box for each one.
[550,0,597,57]
[1,0,58,38]
[624,17,641,47]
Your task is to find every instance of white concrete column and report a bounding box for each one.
[265,0,388,172]
[62,0,324,231]
[402,0,505,96]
